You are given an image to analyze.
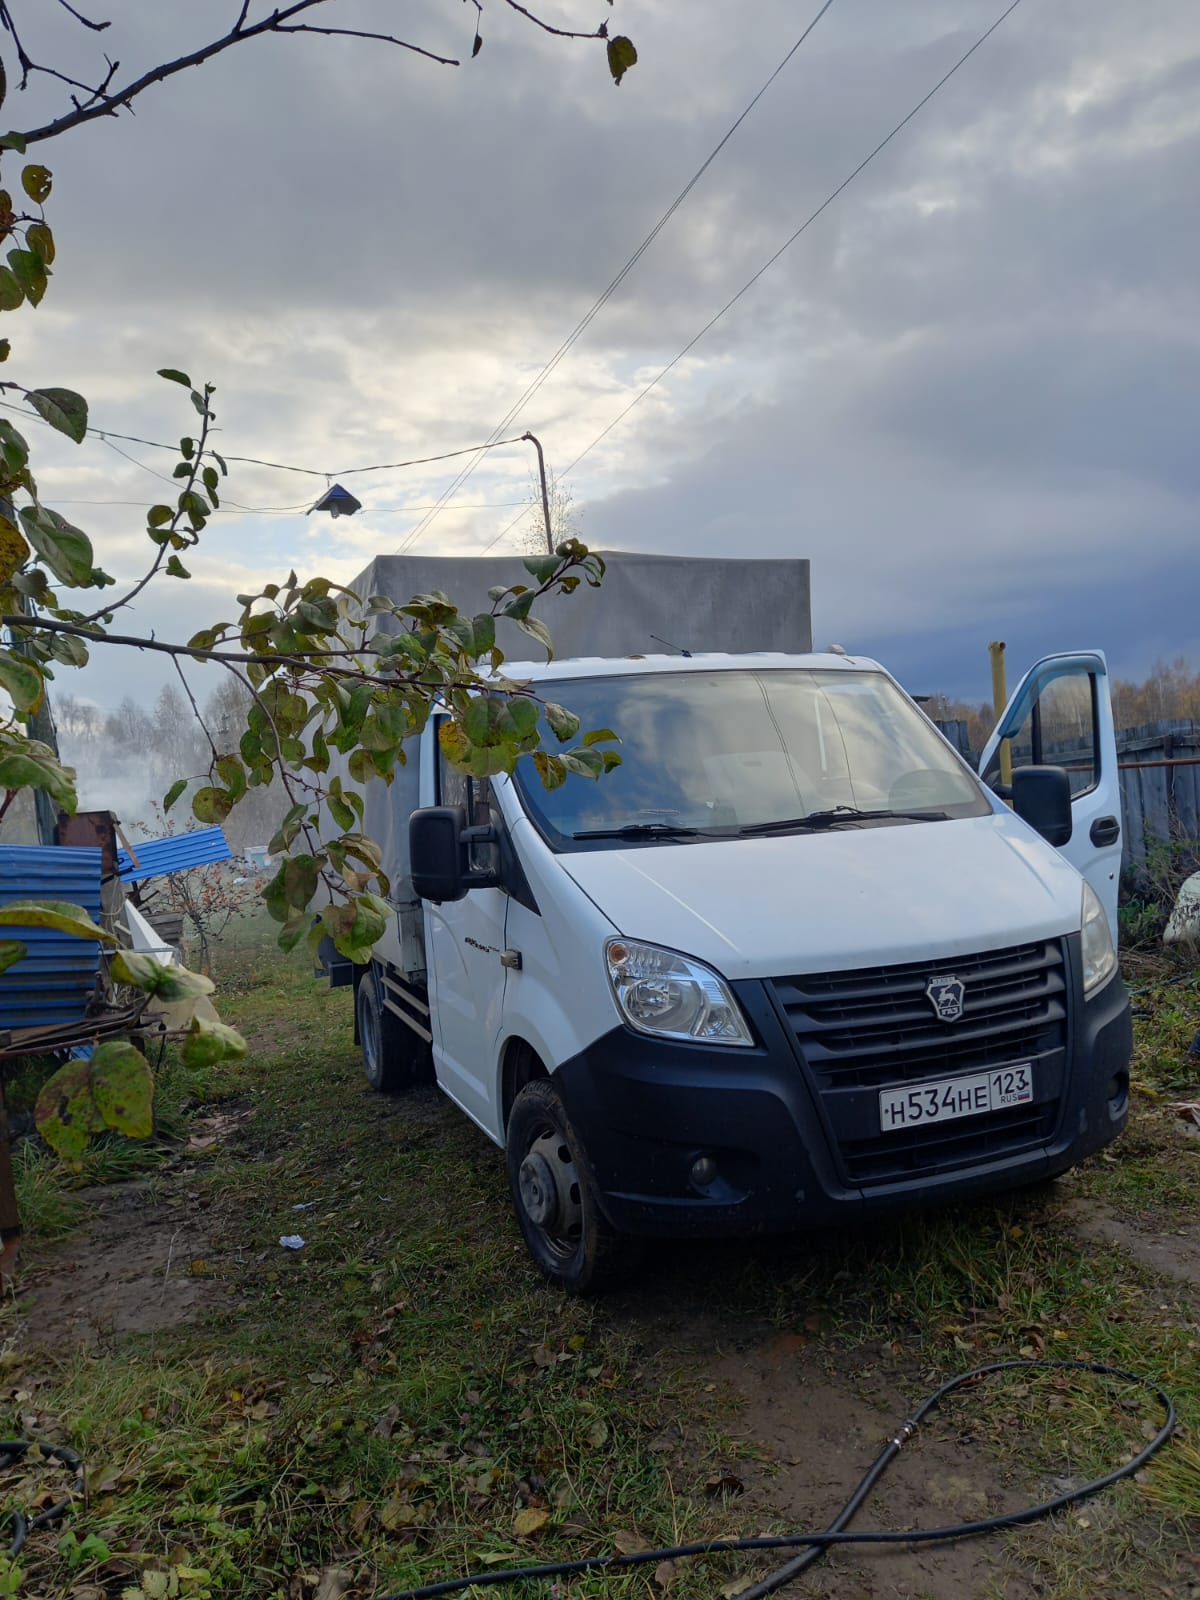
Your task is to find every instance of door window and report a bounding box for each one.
[437,741,498,875]
[983,670,1099,798]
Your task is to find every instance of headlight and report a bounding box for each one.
[1081,881,1117,996]
[605,939,753,1047]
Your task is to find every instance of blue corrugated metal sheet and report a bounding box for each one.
[0,844,103,1030]
[117,826,232,882]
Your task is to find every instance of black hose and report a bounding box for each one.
[374,1360,1176,1600]
[0,1439,85,1558]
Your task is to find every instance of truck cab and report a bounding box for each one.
[345,646,1130,1291]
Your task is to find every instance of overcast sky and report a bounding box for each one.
[9,0,1200,715]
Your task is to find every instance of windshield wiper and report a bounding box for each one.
[571,822,702,841]
[739,805,949,836]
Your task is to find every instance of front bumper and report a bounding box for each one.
[552,954,1131,1238]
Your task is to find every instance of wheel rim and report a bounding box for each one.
[517,1124,583,1262]
[358,982,381,1084]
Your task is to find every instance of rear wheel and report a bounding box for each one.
[356,966,430,1093]
[506,1077,626,1294]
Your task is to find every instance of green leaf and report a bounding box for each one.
[581,727,619,748]
[28,387,88,445]
[522,555,560,584]
[516,615,554,659]
[18,505,93,583]
[35,1043,154,1162]
[182,1015,247,1070]
[0,266,24,310]
[0,747,77,812]
[162,778,188,812]
[543,702,580,743]
[147,504,174,529]
[158,368,192,387]
[0,649,43,713]
[0,132,27,155]
[116,953,214,1004]
[284,853,319,912]
[0,512,27,584]
[90,1041,153,1139]
[21,164,51,204]
[8,249,47,306]
[0,898,113,943]
[327,793,354,832]
[25,221,54,265]
[532,751,568,791]
[0,938,25,975]
[607,34,638,85]
[35,1058,106,1163]
[215,754,246,802]
[0,337,9,361]
[506,697,540,739]
[111,949,171,993]
[192,785,233,825]
[471,613,496,655]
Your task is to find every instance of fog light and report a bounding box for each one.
[1107,1071,1129,1112]
[690,1155,719,1189]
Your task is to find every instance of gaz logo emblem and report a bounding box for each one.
[926,975,967,1023]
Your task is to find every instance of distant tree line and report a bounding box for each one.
[53,679,285,852]
[930,656,1200,753]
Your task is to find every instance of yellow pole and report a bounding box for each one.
[989,640,1012,791]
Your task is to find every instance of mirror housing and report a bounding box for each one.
[410,806,467,902]
[1012,766,1073,847]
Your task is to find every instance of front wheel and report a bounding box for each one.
[506,1078,626,1294]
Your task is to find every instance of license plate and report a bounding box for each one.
[878,1064,1034,1133]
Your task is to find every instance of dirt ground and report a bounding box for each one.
[13,1179,1191,1600]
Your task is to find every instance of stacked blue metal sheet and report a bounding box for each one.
[0,844,104,1031]
[117,826,231,882]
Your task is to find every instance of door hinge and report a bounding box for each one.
[500,949,523,971]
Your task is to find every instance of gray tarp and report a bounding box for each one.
[329,553,812,915]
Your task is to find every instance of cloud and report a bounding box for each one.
[3,0,1196,724]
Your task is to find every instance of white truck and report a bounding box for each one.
[323,554,1130,1291]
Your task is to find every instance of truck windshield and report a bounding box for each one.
[510,668,990,849]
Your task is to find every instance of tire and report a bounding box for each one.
[505,1077,627,1294]
[356,965,430,1094]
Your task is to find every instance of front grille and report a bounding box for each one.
[773,940,1069,1185]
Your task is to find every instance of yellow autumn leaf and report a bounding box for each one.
[513,1508,550,1537]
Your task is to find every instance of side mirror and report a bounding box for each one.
[1012,766,1073,847]
[410,806,467,902]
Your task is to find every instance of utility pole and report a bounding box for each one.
[522,432,554,556]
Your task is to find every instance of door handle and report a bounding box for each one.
[1090,815,1120,848]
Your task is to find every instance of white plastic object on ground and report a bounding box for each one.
[1164,871,1200,947]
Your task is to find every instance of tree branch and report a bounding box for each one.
[272,23,458,64]
[171,655,220,767]
[497,0,606,41]
[0,612,381,671]
[53,0,110,31]
[16,0,459,146]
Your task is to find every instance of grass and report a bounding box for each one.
[2,932,1199,1598]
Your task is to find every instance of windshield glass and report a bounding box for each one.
[511,668,990,848]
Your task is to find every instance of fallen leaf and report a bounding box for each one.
[513,1508,550,1537]
[654,1560,678,1592]
[612,1530,647,1555]
[705,1471,746,1498]
[307,1372,334,1386]
[586,1419,609,1448]
[313,1566,353,1600]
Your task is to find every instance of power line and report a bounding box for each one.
[0,397,534,483]
[394,0,839,556]
[555,0,1027,488]
[45,497,527,515]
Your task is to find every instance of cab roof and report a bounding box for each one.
[491,651,882,684]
